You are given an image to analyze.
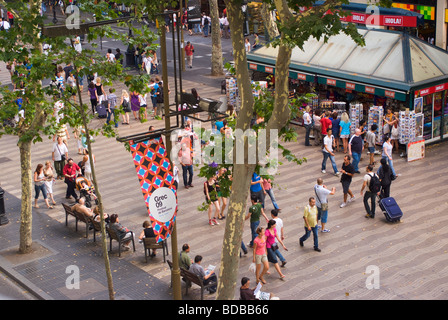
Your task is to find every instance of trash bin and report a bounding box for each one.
[0,187,9,225]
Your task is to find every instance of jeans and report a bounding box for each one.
[182,164,193,187]
[300,226,319,249]
[363,191,376,217]
[322,151,338,173]
[267,246,285,264]
[34,184,48,200]
[352,151,361,172]
[381,156,396,177]
[265,188,279,209]
[249,220,260,247]
[304,124,312,146]
[106,108,118,127]
[193,23,201,33]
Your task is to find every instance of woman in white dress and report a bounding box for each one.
[43,161,57,205]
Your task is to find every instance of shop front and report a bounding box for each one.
[246,26,448,145]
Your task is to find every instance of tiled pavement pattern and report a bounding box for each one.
[1,29,448,301]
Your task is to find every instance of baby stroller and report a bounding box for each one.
[76,175,98,208]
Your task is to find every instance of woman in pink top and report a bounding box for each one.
[262,178,279,210]
[266,220,287,280]
[253,227,269,284]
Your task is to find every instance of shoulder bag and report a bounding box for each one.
[314,186,328,211]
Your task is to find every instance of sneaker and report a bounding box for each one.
[314,248,321,252]
[335,172,341,176]
[348,196,356,203]
[322,229,330,233]
[321,170,326,174]
[209,219,215,226]
[212,218,219,225]
[340,202,347,208]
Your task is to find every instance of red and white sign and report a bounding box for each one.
[265,66,273,74]
[340,12,417,27]
[346,82,356,90]
[385,90,395,98]
[297,73,307,80]
[327,79,336,86]
[249,63,257,70]
[416,82,448,97]
[365,86,375,94]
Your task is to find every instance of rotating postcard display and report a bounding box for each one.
[333,101,346,119]
[368,106,384,144]
[399,110,417,144]
[350,103,363,134]
[226,78,268,109]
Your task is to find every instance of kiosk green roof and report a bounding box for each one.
[247,28,448,102]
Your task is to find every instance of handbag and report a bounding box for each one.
[271,243,279,251]
[315,186,328,211]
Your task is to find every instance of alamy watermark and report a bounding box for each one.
[365,265,380,290]
[170,120,279,175]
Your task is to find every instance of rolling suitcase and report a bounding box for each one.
[96,100,108,118]
[379,197,402,222]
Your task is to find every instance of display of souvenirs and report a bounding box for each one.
[311,95,319,108]
[368,105,384,144]
[399,110,417,144]
[333,101,347,119]
[226,78,268,108]
[320,99,333,110]
[226,78,239,108]
[350,103,363,134]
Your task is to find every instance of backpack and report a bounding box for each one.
[156,83,163,104]
[368,173,381,193]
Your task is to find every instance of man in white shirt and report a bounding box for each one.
[321,128,340,176]
[0,17,11,31]
[314,178,335,233]
[270,209,286,267]
[73,35,82,53]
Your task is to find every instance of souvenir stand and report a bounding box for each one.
[399,110,416,145]
[368,105,384,144]
[226,78,239,110]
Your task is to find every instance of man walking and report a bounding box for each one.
[179,143,194,189]
[349,128,364,173]
[299,197,321,252]
[321,128,340,176]
[339,155,356,208]
[366,124,377,166]
[360,164,380,219]
[184,41,194,69]
[245,196,269,248]
[314,178,335,233]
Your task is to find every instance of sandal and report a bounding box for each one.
[47,206,53,209]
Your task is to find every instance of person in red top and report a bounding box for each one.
[63,158,81,201]
[184,41,194,68]
[320,111,332,137]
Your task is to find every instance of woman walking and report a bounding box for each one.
[339,112,351,154]
[120,89,130,125]
[253,226,269,284]
[378,157,393,198]
[43,161,57,206]
[265,220,287,278]
[52,135,68,180]
[34,164,53,209]
[130,91,141,121]
[382,134,397,179]
[204,176,220,226]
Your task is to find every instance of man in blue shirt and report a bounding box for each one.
[250,172,265,208]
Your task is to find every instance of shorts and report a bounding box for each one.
[255,254,268,264]
[140,104,147,109]
[317,206,328,224]
[368,147,375,154]
[340,134,349,139]
[341,179,352,194]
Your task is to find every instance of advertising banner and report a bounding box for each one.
[129,137,177,242]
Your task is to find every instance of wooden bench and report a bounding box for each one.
[62,202,91,238]
[89,217,103,242]
[180,267,216,300]
[106,226,135,257]
[143,237,169,263]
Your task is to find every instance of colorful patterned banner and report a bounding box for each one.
[129,137,177,242]
[392,3,435,20]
